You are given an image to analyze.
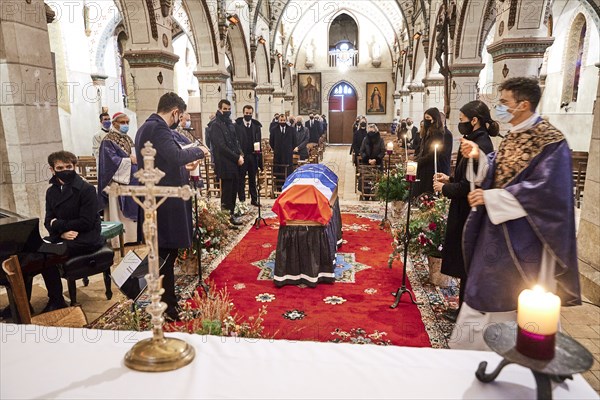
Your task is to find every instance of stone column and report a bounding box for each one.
[255,86,275,136]
[0,0,62,218]
[283,94,295,116]
[231,80,257,117]
[195,71,229,135]
[91,74,109,114]
[393,91,402,120]
[447,63,485,134]
[123,50,179,124]
[486,0,554,84]
[577,63,600,305]
[422,76,445,113]
[407,83,425,124]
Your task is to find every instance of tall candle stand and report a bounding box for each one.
[391,165,421,308]
[190,174,209,295]
[380,149,393,229]
[476,322,593,400]
[254,149,267,229]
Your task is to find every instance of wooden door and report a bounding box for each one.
[328,82,357,144]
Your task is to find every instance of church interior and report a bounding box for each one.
[1,0,600,398]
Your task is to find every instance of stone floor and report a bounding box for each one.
[0,145,598,393]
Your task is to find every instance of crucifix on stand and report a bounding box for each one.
[107,141,196,372]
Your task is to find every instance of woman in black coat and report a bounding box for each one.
[350,117,367,165]
[432,100,498,319]
[413,108,445,198]
[359,124,385,170]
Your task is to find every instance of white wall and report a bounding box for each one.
[539,1,600,151]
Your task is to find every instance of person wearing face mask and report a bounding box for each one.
[235,105,263,206]
[92,112,111,159]
[270,114,297,192]
[43,151,104,311]
[450,77,581,351]
[305,113,323,144]
[413,108,445,198]
[359,124,385,170]
[175,112,196,143]
[406,118,420,151]
[134,92,206,321]
[432,101,496,322]
[97,112,139,245]
[209,99,245,225]
[350,117,368,165]
[292,116,309,161]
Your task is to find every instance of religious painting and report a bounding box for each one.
[298,73,322,115]
[366,82,386,115]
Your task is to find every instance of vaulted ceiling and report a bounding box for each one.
[253,0,430,55]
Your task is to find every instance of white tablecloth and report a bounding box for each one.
[0,323,597,399]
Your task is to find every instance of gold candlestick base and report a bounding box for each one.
[125,337,195,372]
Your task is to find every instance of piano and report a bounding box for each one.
[0,208,66,322]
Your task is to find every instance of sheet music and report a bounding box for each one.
[112,248,147,287]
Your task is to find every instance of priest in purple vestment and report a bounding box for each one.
[97,112,139,244]
[449,77,581,350]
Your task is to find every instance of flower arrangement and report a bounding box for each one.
[375,163,409,202]
[178,198,230,263]
[389,193,450,266]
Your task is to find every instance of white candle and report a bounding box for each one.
[254,142,260,152]
[406,161,418,177]
[403,135,408,162]
[191,163,200,177]
[468,158,476,211]
[386,141,393,152]
[517,285,561,335]
[434,143,439,176]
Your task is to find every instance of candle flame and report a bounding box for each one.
[533,285,546,293]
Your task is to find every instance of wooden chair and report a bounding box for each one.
[76,155,98,185]
[2,255,88,327]
[358,164,381,201]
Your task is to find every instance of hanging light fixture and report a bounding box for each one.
[258,36,266,45]
[227,14,239,24]
[413,31,422,41]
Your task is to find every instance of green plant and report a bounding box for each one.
[389,194,450,265]
[375,163,410,202]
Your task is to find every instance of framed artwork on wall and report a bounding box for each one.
[298,72,322,115]
[366,82,386,115]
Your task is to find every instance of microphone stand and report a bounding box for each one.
[254,149,267,229]
[391,174,421,308]
[191,173,210,295]
[379,149,393,229]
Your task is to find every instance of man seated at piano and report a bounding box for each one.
[41,151,105,311]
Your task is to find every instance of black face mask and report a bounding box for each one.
[458,121,474,136]
[296,122,303,127]
[243,115,252,122]
[359,123,367,128]
[55,170,76,184]
[309,116,314,120]
[279,122,287,127]
[170,122,179,130]
[423,120,433,131]
[367,131,377,140]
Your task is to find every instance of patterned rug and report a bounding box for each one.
[90,204,459,348]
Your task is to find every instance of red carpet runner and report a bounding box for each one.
[208,214,431,347]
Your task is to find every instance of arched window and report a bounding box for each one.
[562,14,587,105]
[328,14,359,67]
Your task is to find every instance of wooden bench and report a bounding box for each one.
[571,151,588,208]
[76,156,98,185]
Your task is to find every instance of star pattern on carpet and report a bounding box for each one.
[323,296,346,305]
[233,283,246,290]
[342,222,370,232]
[283,310,305,320]
[329,328,391,346]
[255,293,276,303]
[364,288,377,295]
[253,251,370,283]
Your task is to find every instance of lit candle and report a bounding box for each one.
[190,163,200,177]
[516,285,561,360]
[403,134,408,162]
[386,141,393,152]
[434,143,439,176]
[406,161,418,182]
[254,142,260,152]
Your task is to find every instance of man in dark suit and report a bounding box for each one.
[270,114,297,192]
[235,105,262,206]
[305,113,323,144]
[135,92,205,321]
[208,99,244,223]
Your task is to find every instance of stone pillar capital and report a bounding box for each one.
[123,50,180,70]
[231,80,257,90]
[255,86,275,95]
[194,71,230,84]
[407,83,425,93]
[283,94,295,101]
[448,63,485,77]
[486,38,555,63]
[422,77,444,87]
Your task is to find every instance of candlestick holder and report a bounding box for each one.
[254,150,268,229]
[191,176,210,296]
[380,150,393,230]
[476,322,593,400]
[390,177,421,308]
